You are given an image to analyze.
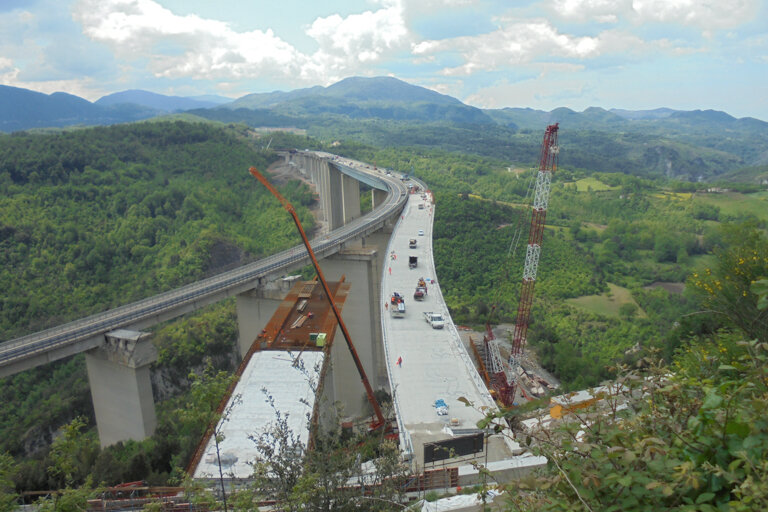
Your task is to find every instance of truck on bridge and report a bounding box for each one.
[423,312,445,329]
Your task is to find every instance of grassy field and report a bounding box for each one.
[693,191,768,222]
[563,177,618,192]
[654,191,694,200]
[566,283,647,318]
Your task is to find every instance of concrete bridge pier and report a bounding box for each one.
[84,330,158,447]
[235,278,298,357]
[371,188,388,209]
[288,153,361,231]
[322,247,386,417]
[341,172,361,224]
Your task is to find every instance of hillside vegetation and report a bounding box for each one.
[0,122,315,338]
[0,122,321,488]
[0,114,767,507]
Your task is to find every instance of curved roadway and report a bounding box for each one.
[0,156,408,373]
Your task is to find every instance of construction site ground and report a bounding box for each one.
[456,324,561,403]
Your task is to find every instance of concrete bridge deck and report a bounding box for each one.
[380,191,519,469]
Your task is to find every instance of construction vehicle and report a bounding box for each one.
[249,167,386,430]
[423,312,445,329]
[409,256,418,269]
[414,278,428,300]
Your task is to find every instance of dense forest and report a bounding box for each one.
[1,118,767,510]
[0,122,321,490]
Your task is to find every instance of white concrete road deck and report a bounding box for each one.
[380,192,517,468]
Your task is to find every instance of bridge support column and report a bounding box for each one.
[371,189,388,209]
[235,278,298,358]
[85,330,157,448]
[322,248,385,417]
[341,173,361,224]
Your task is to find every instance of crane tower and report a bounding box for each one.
[486,123,559,407]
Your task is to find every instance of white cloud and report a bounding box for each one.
[71,0,415,87]
[413,19,601,76]
[305,3,410,79]
[0,57,19,83]
[632,0,759,29]
[550,0,630,23]
[0,56,106,100]
[550,0,760,30]
[73,0,306,82]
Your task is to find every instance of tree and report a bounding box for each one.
[46,417,98,489]
[496,226,768,511]
[688,223,768,342]
[618,302,638,319]
[503,334,768,511]
[36,417,100,512]
[0,452,18,512]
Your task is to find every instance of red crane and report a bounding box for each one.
[485,123,559,407]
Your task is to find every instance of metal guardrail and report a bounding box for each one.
[0,155,408,371]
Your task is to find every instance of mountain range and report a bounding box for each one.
[1,76,767,181]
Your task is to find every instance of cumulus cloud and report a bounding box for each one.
[304,3,411,80]
[73,0,305,81]
[0,57,19,82]
[413,18,600,75]
[72,0,413,86]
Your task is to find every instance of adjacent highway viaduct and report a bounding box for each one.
[0,152,408,447]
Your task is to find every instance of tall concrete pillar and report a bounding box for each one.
[235,279,296,357]
[341,173,361,224]
[327,165,344,230]
[371,189,388,209]
[309,158,333,229]
[85,330,158,447]
[322,248,385,417]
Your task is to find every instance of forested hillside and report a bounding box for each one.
[0,122,316,338]
[0,122,321,489]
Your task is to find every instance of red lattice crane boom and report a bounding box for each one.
[487,123,559,407]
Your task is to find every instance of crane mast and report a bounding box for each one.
[486,123,559,407]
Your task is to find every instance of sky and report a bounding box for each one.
[1,0,766,120]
